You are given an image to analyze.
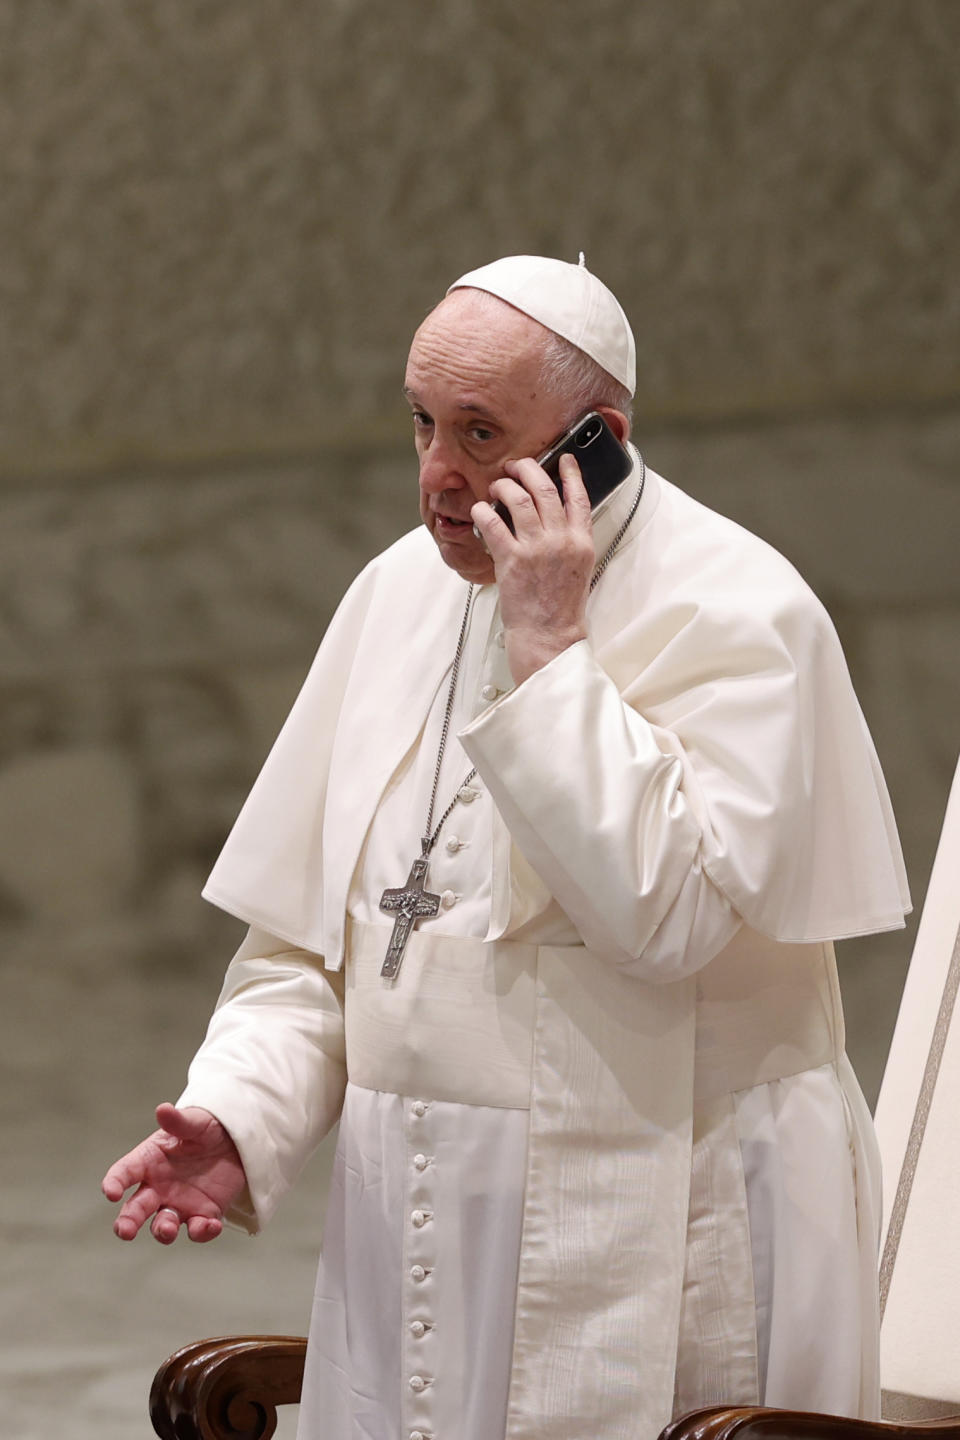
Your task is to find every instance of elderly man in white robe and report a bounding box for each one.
[103,255,910,1440]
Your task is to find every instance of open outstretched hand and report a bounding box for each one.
[102,1103,247,1244]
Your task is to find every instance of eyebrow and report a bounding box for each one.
[402,386,500,422]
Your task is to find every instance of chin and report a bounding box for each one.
[432,532,496,585]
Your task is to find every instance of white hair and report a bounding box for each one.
[537,329,634,425]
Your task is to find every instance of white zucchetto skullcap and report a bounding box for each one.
[447,253,636,397]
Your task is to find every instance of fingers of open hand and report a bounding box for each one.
[150,1206,183,1245]
[155,1102,220,1145]
[146,1207,221,1245]
[102,1166,130,1204]
[101,1134,162,1203]
[102,1108,213,1203]
[147,1207,222,1244]
[112,1183,160,1241]
[103,1119,237,1243]
[113,1185,224,1244]
[186,1214,224,1244]
[147,1209,224,1244]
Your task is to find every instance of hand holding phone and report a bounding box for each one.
[475,412,628,685]
[492,411,632,534]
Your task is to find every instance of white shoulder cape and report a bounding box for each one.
[203,464,909,963]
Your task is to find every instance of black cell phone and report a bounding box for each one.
[492,411,633,533]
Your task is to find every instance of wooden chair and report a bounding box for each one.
[660,1413,960,1440]
[149,1337,960,1440]
[150,1335,306,1440]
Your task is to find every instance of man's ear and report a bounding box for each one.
[595,407,631,445]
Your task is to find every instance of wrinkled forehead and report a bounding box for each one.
[406,289,552,391]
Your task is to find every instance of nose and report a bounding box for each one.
[418,434,465,495]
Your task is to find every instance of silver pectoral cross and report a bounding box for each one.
[379,854,442,979]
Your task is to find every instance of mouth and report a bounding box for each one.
[433,513,475,537]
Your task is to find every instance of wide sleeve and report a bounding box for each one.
[461,641,741,979]
[464,474,911,959]
[461,555,909,969]
[178,925,347,1233]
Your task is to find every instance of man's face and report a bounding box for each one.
[405,290,573,584]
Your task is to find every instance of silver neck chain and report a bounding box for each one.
[590,453,645,590]
[421,460,646,857]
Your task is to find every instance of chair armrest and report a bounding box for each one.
[150,1334,307,1440]
[660,1407,960,1440]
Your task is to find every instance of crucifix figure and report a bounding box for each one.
[379,853,442,979]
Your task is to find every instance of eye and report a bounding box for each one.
[411,409,433,429]
[467,425,496,443]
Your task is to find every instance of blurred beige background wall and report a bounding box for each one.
[1,3,958,1436]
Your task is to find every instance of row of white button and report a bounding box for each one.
[408,1101,435,1430]
[438,779,480,918]
[438,787,474,914]
[439,780,478,916]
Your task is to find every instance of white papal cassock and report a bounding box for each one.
[180,459,909,1440]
